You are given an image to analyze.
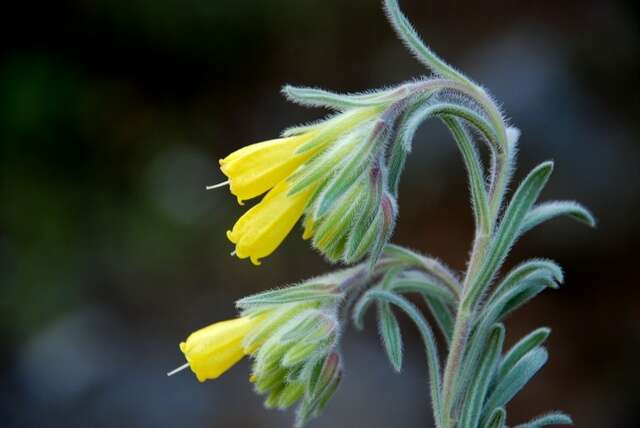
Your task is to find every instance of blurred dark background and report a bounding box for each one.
[2,0,639,427]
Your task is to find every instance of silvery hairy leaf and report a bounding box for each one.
[378,300,404,372]
[481,347,549,426]
[519,200,596,236]
[515,412,573,427]
[464,161,555,309]
[282,84,404,111]
[483,407,506,428]
[460,323,505,428]
[498,327,550,381]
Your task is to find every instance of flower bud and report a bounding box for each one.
[296,352,343,428]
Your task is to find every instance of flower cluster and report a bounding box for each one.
[220,105,398,266]
[177,275,347,427]
[171,1,595,427]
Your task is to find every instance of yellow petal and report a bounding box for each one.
[228,180,316,265]
[220,133,316,204]
[179,316,262,382]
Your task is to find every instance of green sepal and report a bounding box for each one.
[288,129,362,195]
[243,303,314,353]
[277,381,306,409]
[313,145,376,219]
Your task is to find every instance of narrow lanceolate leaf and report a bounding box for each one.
[484,408,506,428]
[368,290,442,421]
[282,84,402,111]
[496,272,557,321]
[383,0,473,86]
[498,327,550,381]
[515,411,573,427]
[424,297,454,345]
[459,278,551,410]
[481,347,549,425]
[378,302,404,372]
[520,200,596,236]
[442,115,491,234]
[461,323,505,428]
[352,290,377,331]
[387,130,409,197]
[236,283,339,308]
[491,259,563,304]
[464,161,554,309]
[386,91,435,194]
[390,273,457,305]
[383,244,462,298]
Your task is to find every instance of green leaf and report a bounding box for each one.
[520,200,596,236]
[378,301,404,372]
[383,244,461,298]
[368,289,442,421]
[442,116,491,234]
[424,296,454,345]
[491,259,563,304]
[390,272,457,304]
[236,282,339,308]
[282,84,401,111]
[481,347,548,425]
[461,323,505,428]
[498,327,550,382]
[515,412,573,427]
[484,407,506,428]
[464,161,555,310]
[496,272,556,321]
[458,274,552,407]
[352,290,376,331]
[383,0,473,86]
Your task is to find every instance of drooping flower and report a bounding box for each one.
[176,277,347,425]
[218,106,390,265]
[219,132,318,205]
[179,315,264,382]
[226,180,318,265]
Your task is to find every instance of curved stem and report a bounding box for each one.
[372,76,511,427]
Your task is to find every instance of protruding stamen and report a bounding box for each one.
[167,363,190,377]
[206,180,229,190]
[230,250,237,257]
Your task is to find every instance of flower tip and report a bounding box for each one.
[250,256,262,266]
[226,230,238,244]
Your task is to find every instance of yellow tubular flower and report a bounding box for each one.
[180,316,263,382]
[220,132,317,204]
[227,180,317,265]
